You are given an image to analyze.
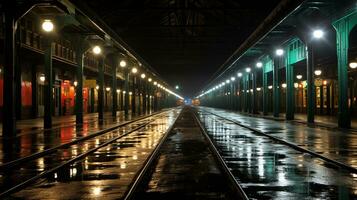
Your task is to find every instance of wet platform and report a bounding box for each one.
[196,107,357,199]
[3,109,181,199]
[199,106,357,169]
[0,111,153,165]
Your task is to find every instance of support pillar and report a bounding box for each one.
[273,57,280,118]
[131,77,136,114]
[252,71,257,114]
[262,70,268,115]
[332,14,357,128]
[286,64,294,120]
[74,37,86,125]
[112,58,118,117]
[3,4,16,136]
[124,69,129,117]
[98,58,104,122]
[43,39,53,129]
[306,43,315,123]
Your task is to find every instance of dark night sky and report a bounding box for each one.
[83,0,282,98]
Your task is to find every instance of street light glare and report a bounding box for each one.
[148,78,152,82]
[42,19,54,32]
[120,60,126,67]
[175,85,179,89]
[296,74,303,80]
[132,67,138,73]
[141,73,146,79]
[237,72,243,77]
[349,62,357,69]
[313,29,324,39]
[314,69,322,76]
[256,62,263,68]
[276,49,284,56]
[92,46,101,54]
[245,67,251,73]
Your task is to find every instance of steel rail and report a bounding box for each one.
[199,108,357,174]
[0,113,168,198]
[191,109,249,200]
[0,109,169,170]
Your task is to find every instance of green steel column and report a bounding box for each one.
[112,58,118,117]
[273,57,280,118]
[243,76,248,112]
[124,69,129,117]
[306,43,315,123]
[237,78,241,111]
[286,64,294,120]
[333,15,356,128]
[252,71,257,114]
[262,70,268,115]
[98,58,104,122]
[74,40,85,125]
[43,39,53,129]
[3,5,16,136]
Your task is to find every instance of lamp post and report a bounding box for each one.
[41,19,55,129]
[306,29,324,123]
[273,48,283,118]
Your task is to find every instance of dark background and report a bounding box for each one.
[84,0,282,97]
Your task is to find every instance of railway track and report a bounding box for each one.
[123,106,248,200]
[0,109,176,198]
[197,107,357,199]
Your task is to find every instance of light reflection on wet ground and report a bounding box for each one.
[7,109,180,200]
[198,110,357,199]
[200,107,357,169]
[0,111,153,165]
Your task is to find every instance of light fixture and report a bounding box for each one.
[92,46,101,55]
[296,74,302,80]
[106,87,110,91]
[39,74,45,82]
[237,72,243,77]
[314,69,322,76]
[131,67,138,74]
[231,77,235,81]
[276,49,284,56]
[313,29,324,39]
[95,85,99,90]
[294,83,299,88]
[245,67,251,73]
[268,85,273,89]
[141,73,146,79]
[256,87,261,91]
[148,78,152,82]
[349,62,357,69]
[129,92,133,95]
[123,91,126,94]
[116,89,120,93]
[153,81,157,85]
[120,60,126,67]
[175,85,179,89]
[226,79,230,83]
[256,62,263,68]
[323,80,327,85]
[41,19,54,32]
[282,83,287,88]
[73,81,78,87]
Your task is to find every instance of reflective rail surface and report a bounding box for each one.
[197,107,357,199]
[125,106,248,200]
[1,109,181,199]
